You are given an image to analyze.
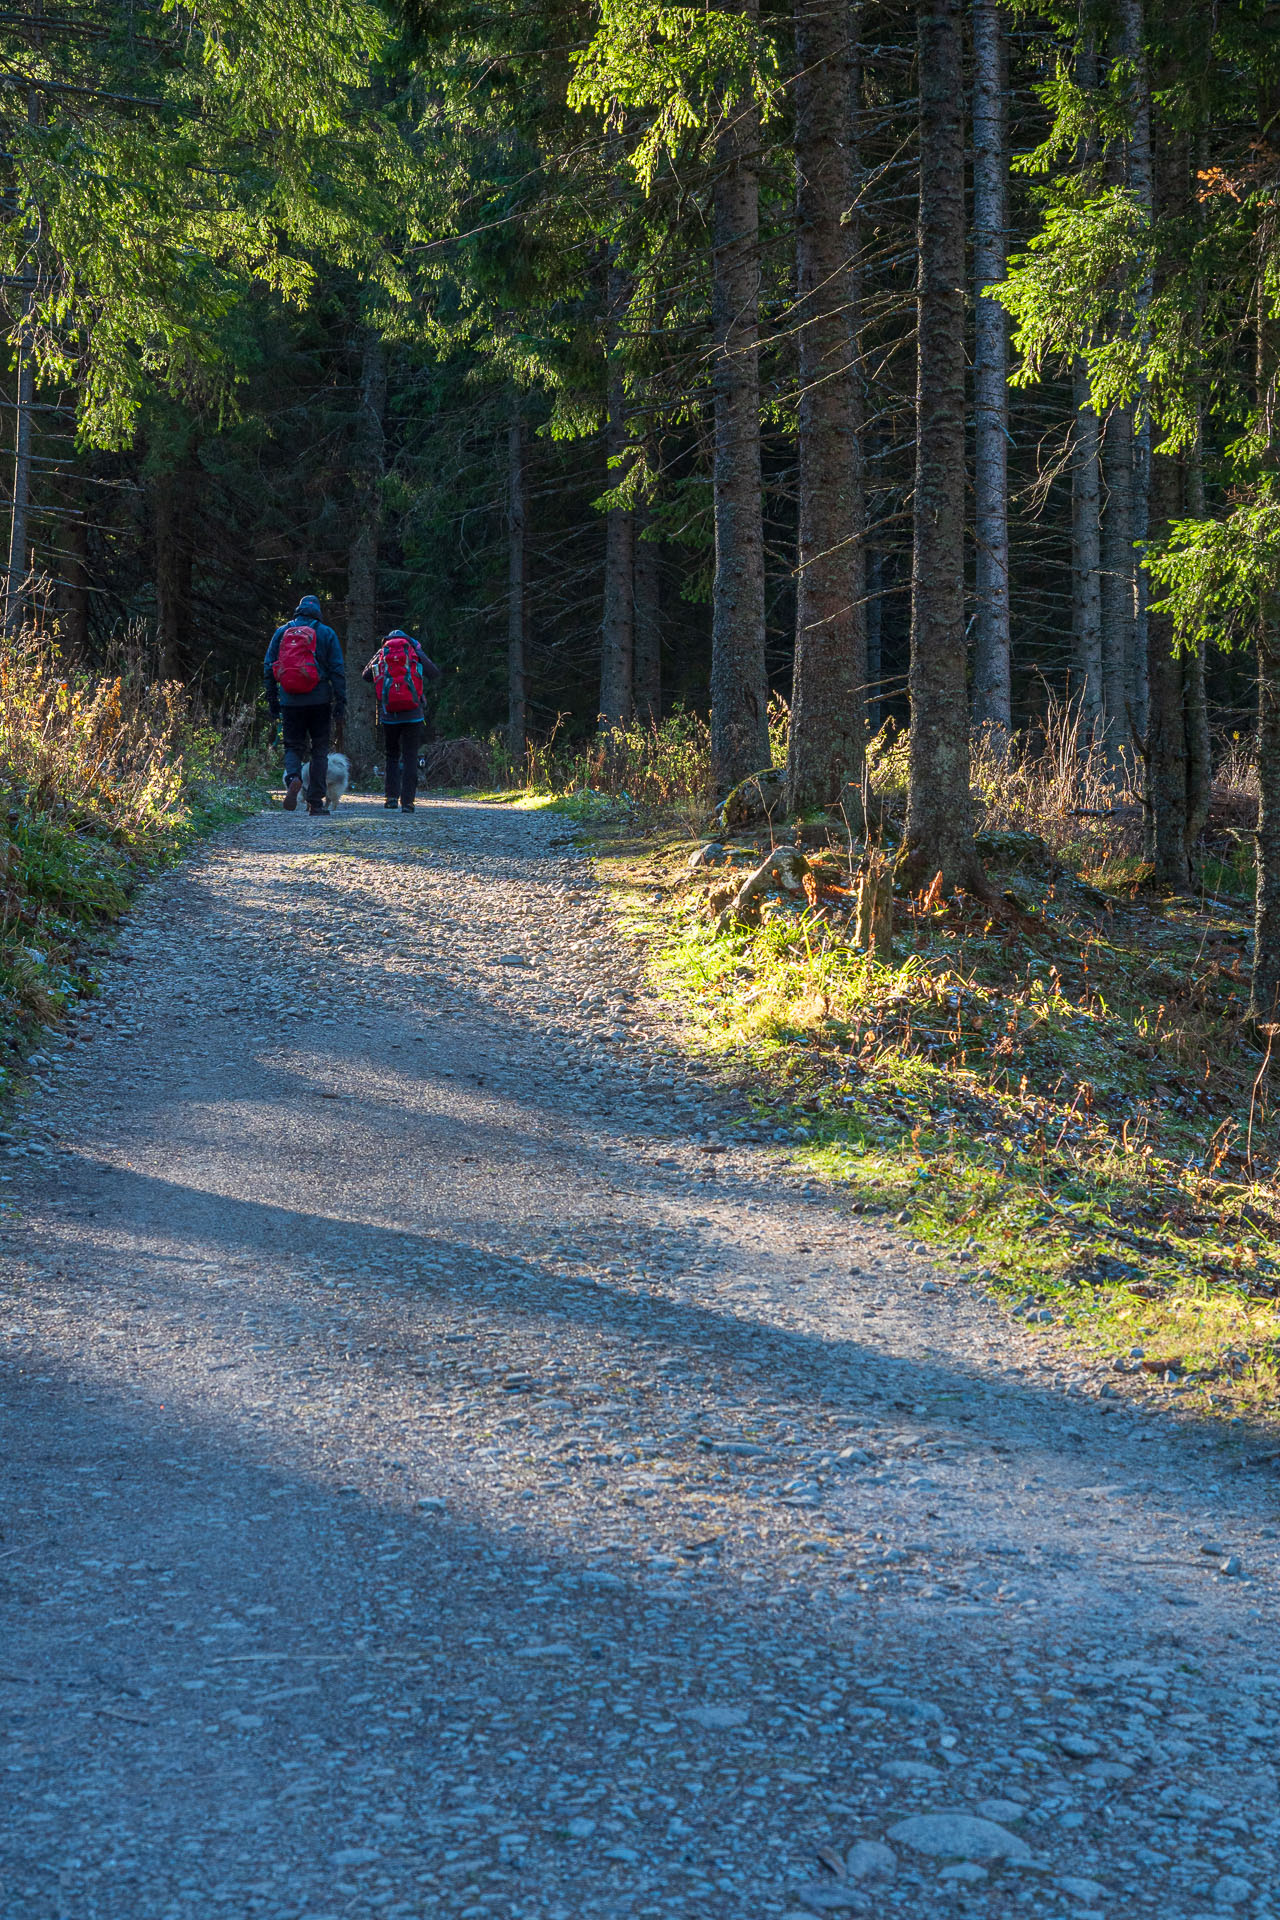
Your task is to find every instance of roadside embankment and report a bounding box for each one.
[0,635,267,1082]
[571,794,1280,1430]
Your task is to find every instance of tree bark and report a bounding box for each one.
[153,452,196,678]
[1117,0,1153,746]
[970,0,1011,737]
[1183,141,1212,866]
[855,853,893,960]
[866,538,883,732]
[1100,402,1135,758]
[785,0,866,813]
[507,405,527,764]
[709,0,770,790]
[1070,28,1105,747]
[599,246,634,727]
[5,336,33,638]
[345,329,387,783]
[6,61,37,642]
[1251,88,1280,1025]
[56,486,89,661]
[1072,363,1104,743]
[1145,450,1191,889]
[1183,430,1211,860]
[901,0,984,895]
[633,505,661,724]
[1141,64,1198,890]
[1254,589,1280,1024]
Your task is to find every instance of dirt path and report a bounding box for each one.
[1,795,1277,1920]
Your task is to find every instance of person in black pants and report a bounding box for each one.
[362,629,441,813]
[264,593,346,815]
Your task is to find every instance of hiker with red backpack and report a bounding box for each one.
[264,594,347,815]
[362,629,441,813]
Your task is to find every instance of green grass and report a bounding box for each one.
[0,777,267,1074]
[595,823,1280,1427]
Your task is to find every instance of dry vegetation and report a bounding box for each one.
[518,703,1280,1423]
[0,629,264,1070]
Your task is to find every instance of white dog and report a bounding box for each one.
[299,752,350,810]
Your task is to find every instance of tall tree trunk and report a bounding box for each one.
[1145,450,1190,889]
[1255,616,1280,1025]
[901,0,984,895]
[786,0,866,813]
[1250,86,1280,1027]
[1072,365,1104,742]
[5,336,33,638]
[1183,430,1211,862]
[6,62,37,642]
[971,0,1011,737]
[1118,0,1153,746]
[56,485,89,660]
[866,538,883,732]
[153,452,196,678]
[1071,30,1105,746]
[345,329,387,784]
[1143,83,1196,889]
[709,0,769,790]
[633,506,661,724]
[599,244,634,727]
[507,406,527,764]
[1183,136,1212,866]
[1100,403,1135,759]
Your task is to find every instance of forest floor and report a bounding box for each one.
[575,801,1280,1425]
[2,794,1280,1920]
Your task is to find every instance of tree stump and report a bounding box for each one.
[855,857,894,962]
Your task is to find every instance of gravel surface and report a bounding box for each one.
[2,795,1279,1920]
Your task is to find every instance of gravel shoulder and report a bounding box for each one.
[1,794,1277,1920]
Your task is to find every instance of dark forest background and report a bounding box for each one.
[1,0,1253,744]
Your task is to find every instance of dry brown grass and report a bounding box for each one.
[0,623,263,1061]
[969,697,1145,869]
[0,625,257,846]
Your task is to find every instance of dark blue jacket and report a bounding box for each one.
[265,596,346,710]
[361,631,441,725]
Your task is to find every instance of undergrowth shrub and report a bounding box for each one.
[501,692,1255,896]
[481,710,718,823]
[0,628,265,1058]
[490,698,791,824]
[969,696,1145,873]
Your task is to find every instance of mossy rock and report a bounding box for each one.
[712,767,786,833]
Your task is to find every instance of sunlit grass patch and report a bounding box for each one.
[600,818,1280,1425]
[477,788,555,807]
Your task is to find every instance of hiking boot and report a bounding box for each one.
[283,776,303,811]
[401,803,416,814]
[308,802,330,817]
[383,798,398,809]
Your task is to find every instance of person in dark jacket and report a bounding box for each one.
[264,594,347,815]
[361,629,441,813]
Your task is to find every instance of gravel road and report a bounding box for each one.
[2,795,1279,1920]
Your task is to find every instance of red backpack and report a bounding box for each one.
[274,623,320,696]
[374,634,425,715]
